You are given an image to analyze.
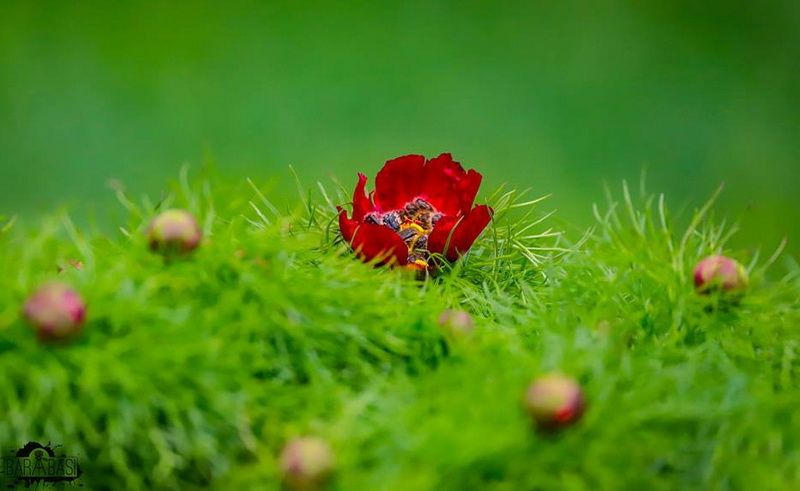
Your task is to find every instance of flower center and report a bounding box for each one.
[365,198,443,268]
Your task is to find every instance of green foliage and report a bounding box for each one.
[4,1,800,256]
[0,170,798,490]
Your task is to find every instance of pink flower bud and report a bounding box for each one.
[147,209,202,256]
[279,437,334,490]
[693,255,748,294]
[437,309,475,338]
[524,373,585,431]
[23,283,86,342]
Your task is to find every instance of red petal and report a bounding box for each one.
[428,205,492,262]
[426,215,458,257]
[420,153,463,215]
[457,169,482,215]
[352,173,373,220]
[421,153,483,215]
[338,208,409,266]
[337,207,358,243]
[373,154,425,211]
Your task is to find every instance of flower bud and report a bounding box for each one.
[23,283,86,342]
[693,255,748,294]
[279,437,334,490]
[524,373,585,431]
[147,209,202,256]
[437,309,475,338]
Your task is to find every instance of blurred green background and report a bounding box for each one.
[1,1,798,252]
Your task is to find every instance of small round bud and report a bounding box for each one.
[437,309,475,338]
[147,209,202,256]
[524,373,585,431]
[693,255,748,294]
[595,320,611,335]
[279,437,334,490]
[23,283,86,342]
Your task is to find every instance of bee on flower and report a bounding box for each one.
[337,153,493,271]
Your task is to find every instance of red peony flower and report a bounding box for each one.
[337,153,492,270]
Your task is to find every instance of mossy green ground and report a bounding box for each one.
[1,169,798,490]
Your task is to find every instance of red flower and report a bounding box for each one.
[337,153,492,269]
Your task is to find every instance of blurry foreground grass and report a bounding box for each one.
[0,168,798,489]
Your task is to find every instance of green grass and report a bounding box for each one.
[0,167,798,490]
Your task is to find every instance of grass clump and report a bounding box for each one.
[0,169,798,490]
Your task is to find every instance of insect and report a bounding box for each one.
[417,210,444,230]
[364,198,440,268]
[398,224,424,244]
[408,252,428,269]
[404,198,433,216]
[382,211,402,231]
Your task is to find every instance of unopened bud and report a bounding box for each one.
[147,209,202,256]
[279,437,334,490]
[693,255,748,294]
[524,373,585,431]
[437,309,475,338]
[23,283,86,342]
